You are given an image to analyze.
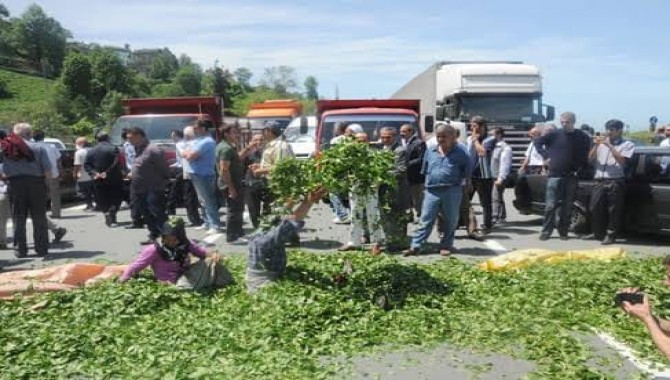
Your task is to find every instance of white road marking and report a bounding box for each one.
[483,239,508,253]
[203,233,223,244]
[594,329,670,379]
[5,204,89,229]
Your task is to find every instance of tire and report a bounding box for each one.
[570,204,589,233]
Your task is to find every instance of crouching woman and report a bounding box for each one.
[119,217,233,291]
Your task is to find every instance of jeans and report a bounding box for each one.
[329,193,349,220]
[542,176,577,237]
[411,186,462,250]
[190,174,220,230]
[492,184,506,222]
[133,189,167,239]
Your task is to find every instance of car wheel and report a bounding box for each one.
[570,205,589,233]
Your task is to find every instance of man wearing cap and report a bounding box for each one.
[588,119,634,245]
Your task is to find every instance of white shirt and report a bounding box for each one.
[330,135,346,145]
[525,141,544,166]
[41,142,61,177]
[74,147,92,182]
[661,138,670,147]
[492,140,513,181]
[176,140,192,178]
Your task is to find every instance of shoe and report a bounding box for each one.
[539,234,550,241]
[206,228,220,235]
[440,248,453,257]
[559,234,569,241]
[337,244,358,252]
[53,228,67,243]
[333,216,351,224]
[402,248,419,257]
[13,248,27,258]
[35,250,48,257]
[602,235,616,245]
[469,232,484,241]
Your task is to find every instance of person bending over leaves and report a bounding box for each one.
[619,255,670,360]
[119,217,233,291]
[246,187,328,293]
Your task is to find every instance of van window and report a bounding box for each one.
[110,115,200,145]
[321,114,418,147]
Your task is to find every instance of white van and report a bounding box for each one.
[283,116,317,160]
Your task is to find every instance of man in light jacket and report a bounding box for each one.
[491,128,513,225]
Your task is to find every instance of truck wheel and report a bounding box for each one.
[570,205,588,233]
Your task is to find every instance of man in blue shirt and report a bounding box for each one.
[534,111,591,241]
[403,123,471,257]
[182,120,220,235]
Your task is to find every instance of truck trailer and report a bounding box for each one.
[391,61,555,167]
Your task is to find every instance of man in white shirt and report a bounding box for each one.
[520,127,544,174]
[73,136,94,210]
[491,128,513,224]
[32,130,62,218]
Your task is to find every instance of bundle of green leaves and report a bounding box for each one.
[1,253,669,379]
[270,141,396,203]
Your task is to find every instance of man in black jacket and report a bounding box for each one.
[84,132,124,227]
[400,124,426,219]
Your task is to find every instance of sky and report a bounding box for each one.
[4,0,670,130]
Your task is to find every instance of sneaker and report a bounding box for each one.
[602,235,616,245]
[539,234,550,241]
[205,228,220,235]
[53,228,67,243]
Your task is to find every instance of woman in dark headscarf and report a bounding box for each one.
[119,217,232,291]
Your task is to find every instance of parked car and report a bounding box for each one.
[42,138,77,201]
[513,146,670,235]
[284,116,317,160]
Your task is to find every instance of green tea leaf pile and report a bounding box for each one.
[1,253,669,379]
[270,141,396,202]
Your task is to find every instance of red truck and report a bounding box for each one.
[109,96,223,164]
[303,99,426,152]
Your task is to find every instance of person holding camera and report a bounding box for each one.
[588,119,634,245]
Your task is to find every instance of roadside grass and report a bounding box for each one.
[0,68,54,119]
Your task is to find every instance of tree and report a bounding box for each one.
[89,48,131,105]
[259,65,298,96]
[174,63,203,96]
[60,53,92,99]
[152,83,185,97]
[304,75,319,101]
[0,3,8,18]
[178,53,193,68]
[99,91,125,127]
[11,4,71,76]
[148,49,179,82]
[233,67,253,89]
[0,3,12,56]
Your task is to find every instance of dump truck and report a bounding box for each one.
[245,99,303,133]
[391,61,555,168]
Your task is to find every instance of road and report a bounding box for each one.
[1,191,669,379]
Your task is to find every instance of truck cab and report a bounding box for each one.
[246,99,303,134]
[311,99,422,152]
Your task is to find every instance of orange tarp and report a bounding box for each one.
[0,263,127,299]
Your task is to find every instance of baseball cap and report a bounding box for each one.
[605,119,624,130]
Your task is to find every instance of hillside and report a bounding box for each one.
[0,68,54,119]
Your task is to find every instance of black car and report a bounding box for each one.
[513,146,670,235]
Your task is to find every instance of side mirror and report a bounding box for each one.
[424,115,434,133]
[299,116,308,134]
[545,105,555,121]
[435,106,446,122]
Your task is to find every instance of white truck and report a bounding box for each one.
[391,61,555,168]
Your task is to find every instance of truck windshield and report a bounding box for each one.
[246,117,292,132]
[109,115,200,145]
[459,95,541,123]
[320,114,418,147]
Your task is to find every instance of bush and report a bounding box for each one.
[71,117,96,137]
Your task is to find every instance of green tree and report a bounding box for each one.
[71,117,96,137]
[0,3,8,18]
[0,3,13,57]
[100,90,125,127]
[304,75,319,101]
[60,53,92,98]
[152,82,185,97]
[260,65,297,96]
[233,67,253,89]
[149,49,179,82]
[174,64,203,96]
[178,53,193,68]
[202,66,244,112]
[90,48,130,105]
[10,4,71,76]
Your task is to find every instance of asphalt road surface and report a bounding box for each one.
[2,191,669,379]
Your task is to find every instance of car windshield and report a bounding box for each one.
[321,114,417,147]
[459,95,541,123]
[109,115,200,145]
[284,126,316,143]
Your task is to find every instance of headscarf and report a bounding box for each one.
[155,217,191,262]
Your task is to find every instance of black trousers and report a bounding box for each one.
[590,179,626,239]
[183,178,203,225]
[9,176,49,255]
[166,178,181,214]
[133,189,167,239]
[226,187,245,241]
[78,180,95,208]
[472,178,494,229]
[244,184,272,229]
[94,180,123,222]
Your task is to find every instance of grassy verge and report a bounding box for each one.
[0,252,667,379]
[0,68,54,118]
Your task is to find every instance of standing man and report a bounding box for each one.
[122,128,143,229]
[466,116,496,233]
[183,120,220,235]
[73,136,95,210]
[176,126,203,227]
[403,123,471,257]
[85,132,124,228]
[328,122,351,224]
[166,129,184,216]
[491,128,513,225]
[520,126,544,175]
[32,130,62,219]
[1,123,52,257]
[534,111,591,241]
[400,124,426,220]
[378,127,410,252]
[242,133,268,230]
[126,127,170,245]
[216,124,246,243]
[589,119,635,245]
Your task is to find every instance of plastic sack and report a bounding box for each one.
[0,263,127,299]
[478,247,626,272]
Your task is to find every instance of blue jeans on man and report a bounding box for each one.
[190,174,221,230]
[542,176,577,238]
[134,189,167,239]
[329,193,349,220]
[410,186,462,250]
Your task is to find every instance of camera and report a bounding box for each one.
[614,292,644,307]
